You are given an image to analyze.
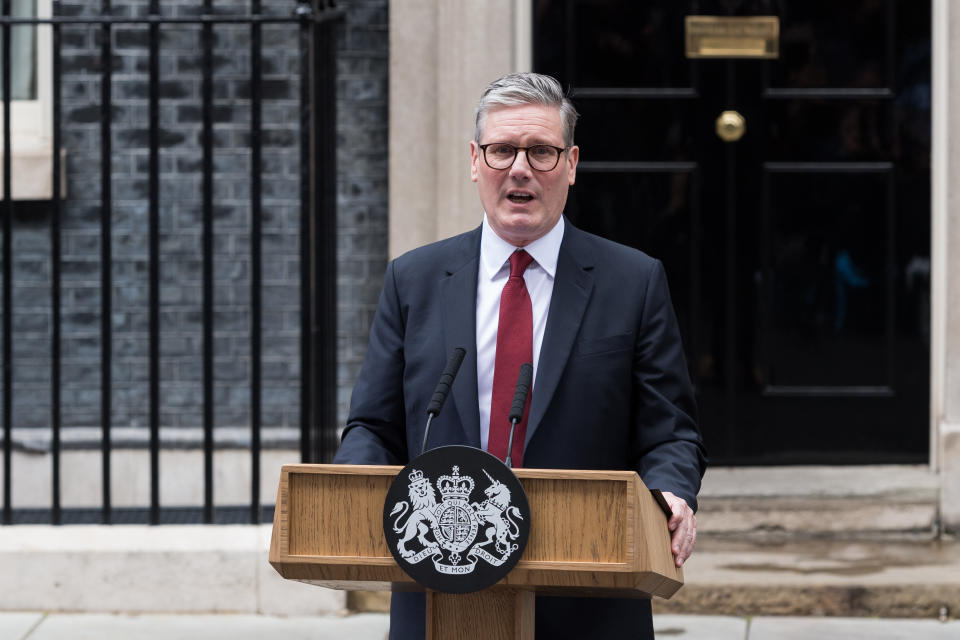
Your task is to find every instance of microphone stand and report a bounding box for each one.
[421,412,436,457]
[505,418,519,468]
[505,362,533,467]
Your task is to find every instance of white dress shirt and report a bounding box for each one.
[476,214,564,451]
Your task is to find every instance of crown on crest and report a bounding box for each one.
[437,465,474,500]
[408,468,430,489]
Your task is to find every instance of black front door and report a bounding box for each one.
[534,0,931,464]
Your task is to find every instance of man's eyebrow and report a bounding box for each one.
[488,138,560,146]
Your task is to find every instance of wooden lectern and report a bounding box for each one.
[269,464,683,640]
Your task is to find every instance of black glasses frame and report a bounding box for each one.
[478,143,568,172]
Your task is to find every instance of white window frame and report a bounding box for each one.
[0,0,50,140]
[0,0,60,200]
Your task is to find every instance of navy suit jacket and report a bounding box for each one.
[334,220,706,639]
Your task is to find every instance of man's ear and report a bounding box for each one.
[469,140,480,183]
[566,145,579,186]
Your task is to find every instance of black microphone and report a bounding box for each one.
[505,362,533,467]
[421,347,466,454]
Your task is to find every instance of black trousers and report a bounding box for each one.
[389,591,654,640]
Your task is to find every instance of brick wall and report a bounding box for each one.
[335,0,388,429]
[2,0,388,450]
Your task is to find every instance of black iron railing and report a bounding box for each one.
[0,0,342,526]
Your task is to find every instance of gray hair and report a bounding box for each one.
[474,72,579,147]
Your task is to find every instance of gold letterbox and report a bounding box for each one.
[685,16,779,59]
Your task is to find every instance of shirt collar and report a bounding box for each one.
[480,214,564,280]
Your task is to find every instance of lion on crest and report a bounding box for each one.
[389,468,439,557]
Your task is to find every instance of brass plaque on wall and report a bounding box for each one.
[685,16,779,59]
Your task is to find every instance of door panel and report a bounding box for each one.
[562,0,693,88]
[534,0,930,464]
[765,101,892,161]
[575,99,695,161]
[762,170,893,389]
[770,2,891,89]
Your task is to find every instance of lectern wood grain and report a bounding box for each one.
[288,472,392,557]
[521,477,625,563]
[427,589,534,640]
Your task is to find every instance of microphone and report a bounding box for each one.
[421,347,466,454]
[505,362,533,467]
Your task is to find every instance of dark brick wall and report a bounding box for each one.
[335,0,388,429]
[1,0,389,446]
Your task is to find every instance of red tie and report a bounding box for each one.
[488,250,534,467]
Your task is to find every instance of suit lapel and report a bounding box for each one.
[439,228,482,448]
[526,224,594,446]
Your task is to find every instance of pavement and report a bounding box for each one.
[2,612,959,639]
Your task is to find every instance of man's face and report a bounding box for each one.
[470,104,579,247]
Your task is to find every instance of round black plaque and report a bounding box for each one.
[382,445,531,594]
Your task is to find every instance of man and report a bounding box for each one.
[334,72,706,640]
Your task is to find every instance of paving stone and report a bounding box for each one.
[0,613,44,640]
[21,613,389,640]
[653,614,748,639]
[749,616,960,640]
[7,612,957,640]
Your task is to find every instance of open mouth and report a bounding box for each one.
[507,193,534,203]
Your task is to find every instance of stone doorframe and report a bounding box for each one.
[388,0,959,532]
[388,0,532,258]
[932,0,959,531]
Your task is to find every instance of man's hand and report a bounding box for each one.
[660,491,696,568]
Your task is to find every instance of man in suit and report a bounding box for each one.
[334,72,707,640]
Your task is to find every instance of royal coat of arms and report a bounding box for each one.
[387,464,525,576]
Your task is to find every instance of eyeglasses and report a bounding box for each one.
[478,143,568,172]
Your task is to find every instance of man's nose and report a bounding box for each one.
[509,149,533,176]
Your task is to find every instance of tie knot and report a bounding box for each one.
[509,250,534,278]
